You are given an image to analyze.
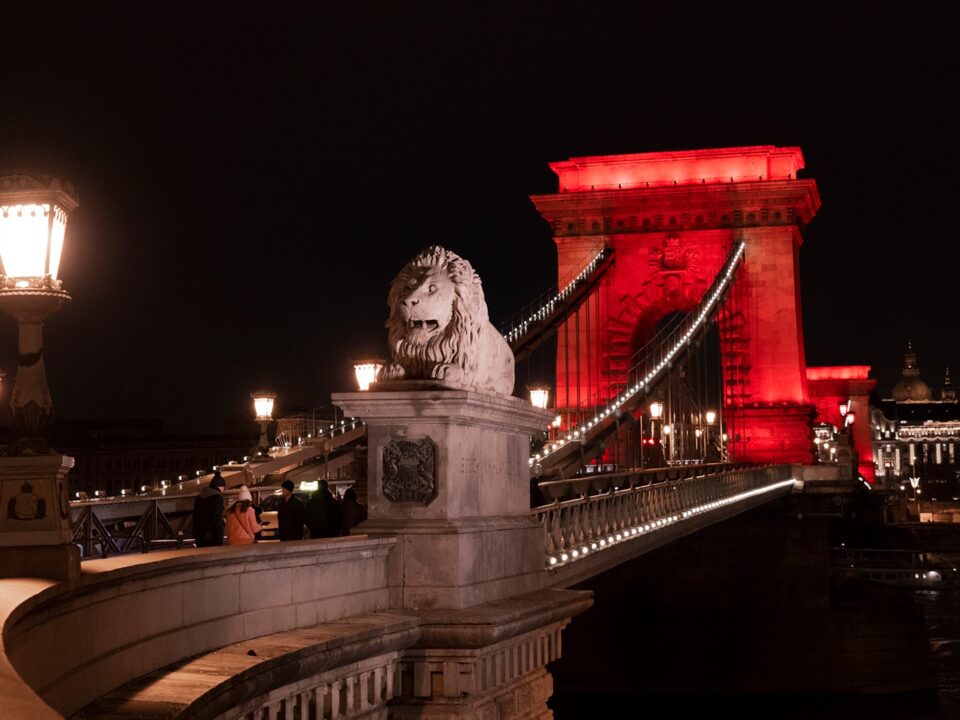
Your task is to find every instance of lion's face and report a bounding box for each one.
[394,264,457,347]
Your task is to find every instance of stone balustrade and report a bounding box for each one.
[1,537,396,719]
[536,465,797,585]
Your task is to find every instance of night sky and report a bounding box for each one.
[1,3,956,433]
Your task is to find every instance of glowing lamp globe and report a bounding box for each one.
[352,358,385,391]
[528,384,551,409]
[838,402,849,417]
[251,391,277,421]
[0,175,77,288]
[705,410,717,425]
[662,424,672,435]
[649,401,664,419]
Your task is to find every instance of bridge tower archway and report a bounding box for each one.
[531,146,821,464]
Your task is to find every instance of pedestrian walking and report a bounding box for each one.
[193,471,226,547]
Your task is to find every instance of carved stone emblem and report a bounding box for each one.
[382,439,437,504]
[6,481,46,521]
[649,233,699,272]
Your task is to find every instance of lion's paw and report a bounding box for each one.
[380,363,407,380]
[430,363,463,383]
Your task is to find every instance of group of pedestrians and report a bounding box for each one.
[276,479,367,541]
[191,470,367,547]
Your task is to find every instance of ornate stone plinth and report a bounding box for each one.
[334,385,591,719]
[391,590,592,720]
[0,453,78,581]
[333,385,554,610]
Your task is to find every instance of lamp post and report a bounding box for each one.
[352,357,385,392]
[251,391,276,460]
[0,174,79,580]
[704,409,717,462]
[662,423,672,464]
[527,384,552,448]
[648,401,664,465]
[649,400,663,440]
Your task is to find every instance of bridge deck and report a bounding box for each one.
[75,612,418,719]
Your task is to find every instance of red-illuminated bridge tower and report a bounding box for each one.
[531,146,821,464]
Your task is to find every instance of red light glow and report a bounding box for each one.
[806,366,871,381]
[550,145,805,193]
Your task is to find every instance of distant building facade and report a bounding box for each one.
[53,419,256,498]
[871,345,959,497]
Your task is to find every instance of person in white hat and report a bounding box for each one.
[226,485,261,545]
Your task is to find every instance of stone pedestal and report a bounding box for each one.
[333,385,554,610]
[0,453,79,580]
[333,385,591,719]
[391,589,593,720]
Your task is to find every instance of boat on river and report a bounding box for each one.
[834,547,959,590]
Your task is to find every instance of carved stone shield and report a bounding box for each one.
[382,438,437,504]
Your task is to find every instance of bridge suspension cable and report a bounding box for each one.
[530,240,746,478]
[501,247,614,362]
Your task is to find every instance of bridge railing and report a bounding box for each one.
[275,412,364,449]
[500,247,611,346]
[70,486,285,559]
[534,464,794,569]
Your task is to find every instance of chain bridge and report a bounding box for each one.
[0,146,875,720]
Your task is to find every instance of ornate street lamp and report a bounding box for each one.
[251,391,276,460]
[352,357,385,391]
[0,174,79,580]
[528,384,550,410]
[705,410,717,425]
[0,175,78,451]
[909,475,920,500]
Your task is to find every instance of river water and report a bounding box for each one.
[551,554,960,719]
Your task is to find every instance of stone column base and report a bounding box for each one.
[391,667,554,720]
[0,543,80,581]
[363,516,545,610]
[0,453,78,581]
[389,588,592,720]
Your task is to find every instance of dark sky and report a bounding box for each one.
[1,3,956,433]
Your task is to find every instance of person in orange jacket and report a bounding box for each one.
[226,485,261,544]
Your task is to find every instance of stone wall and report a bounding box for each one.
[1,537,395,718]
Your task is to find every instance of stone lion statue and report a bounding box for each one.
[379,245,515,395]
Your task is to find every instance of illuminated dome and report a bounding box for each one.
[891,342,932,402]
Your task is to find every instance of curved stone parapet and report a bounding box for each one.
[1,537,395,718]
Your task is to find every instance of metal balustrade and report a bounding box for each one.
[533,464,795,569]
[70,487,282,559]
[275,413,365,449]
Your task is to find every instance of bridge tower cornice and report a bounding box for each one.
[531,178,821,238]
